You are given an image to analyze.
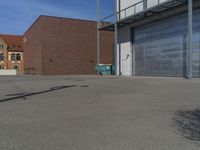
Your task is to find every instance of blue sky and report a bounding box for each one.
[0,0,114,35]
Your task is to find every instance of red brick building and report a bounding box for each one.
[0,34,24,75]
[24,15,114,75]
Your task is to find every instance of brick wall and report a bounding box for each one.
[24,18,43,75]
[24,16,114,75]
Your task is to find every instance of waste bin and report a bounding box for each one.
[95,64,112,75]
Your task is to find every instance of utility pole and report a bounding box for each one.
[188,0,193,79]
[96,0,100,75]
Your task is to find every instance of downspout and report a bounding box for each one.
[187,0,193,79]
[115,0,120,75]
[96,0,100,75]
[6,44,9,70]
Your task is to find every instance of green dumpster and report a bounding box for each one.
[95,64,112,75]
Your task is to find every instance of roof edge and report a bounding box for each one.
[39,15,97,23]
[23,15,98,36]
[23,16,42,36]
[0,34,23,37]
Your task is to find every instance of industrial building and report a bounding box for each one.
[99,0,200,78]
[24,15,114,75]
[0,34,24,75]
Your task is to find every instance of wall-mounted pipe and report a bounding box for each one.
[187,0,193,79]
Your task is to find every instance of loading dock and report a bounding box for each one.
[98,0,200,78]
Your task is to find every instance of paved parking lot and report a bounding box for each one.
[0,75,200,150]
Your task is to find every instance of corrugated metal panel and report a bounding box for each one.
[133,9,200,77]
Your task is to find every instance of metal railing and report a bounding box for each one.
[99,0,144,29]
[99,14,115,30]
[99,0,182,29]
[118,0,171,20]
[118,0,143,20]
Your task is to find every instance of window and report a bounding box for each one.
[11,53,16,61]
[13,65,19,71]
[0,44,4,49]
[0,53,4,61]
[16,54,21,61]
[0,65,4,69]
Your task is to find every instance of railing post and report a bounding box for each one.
[118,0,121,20]
[134,5,136,14]
[143,0,147,11]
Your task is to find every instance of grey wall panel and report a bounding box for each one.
[133,8,200,77]
[192,32,200,77]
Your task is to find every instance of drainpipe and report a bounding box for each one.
[6,52,8,69]
[6,49,9,70]
[115,0,119,75]
[97,0,100,75]
[188,0,193,79]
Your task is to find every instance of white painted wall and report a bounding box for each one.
[117,26,132,76]
[0,70,17,75]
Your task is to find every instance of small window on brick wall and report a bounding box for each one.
[13,64,19,71]
[0,53,4,61]
[0,65,4,69]
[11,53,16,61]
[16,54,21,61]
[0,44,4,49]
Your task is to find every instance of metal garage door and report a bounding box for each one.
[133,9,200,77]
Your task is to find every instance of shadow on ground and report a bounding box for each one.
[174,109,200,141]
[0,85,77,103]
